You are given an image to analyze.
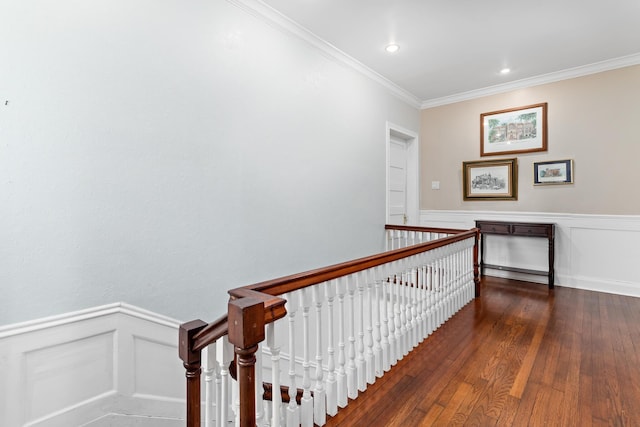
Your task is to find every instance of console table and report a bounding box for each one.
[475,220,555,288]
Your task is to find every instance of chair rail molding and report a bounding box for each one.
[420,210,640,297]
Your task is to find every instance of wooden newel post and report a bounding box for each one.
[179,319,207,427]
[228,297,266,427]
[473,228,481,297]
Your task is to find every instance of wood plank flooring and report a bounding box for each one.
[325,277,640,426]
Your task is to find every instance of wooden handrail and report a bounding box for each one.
[230,228,479,298]
[384,224,468,234]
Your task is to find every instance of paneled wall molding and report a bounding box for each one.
[0,304,184,426]
[420,210,640,297]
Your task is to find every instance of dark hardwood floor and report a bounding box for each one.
[325,277,640,426]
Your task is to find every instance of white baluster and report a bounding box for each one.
[437,251,445,327]
[399,264,409,356]
[266,324,281,427]
[325,281,338,416]
[446,249,454,319]
[407,261,417,352]
[386,265,396,366]
[356,272,367,391]
[441,251,449,322]
[414,262,424,344]
[373,267,383,378]
[346,275,358,399]
[219,336,234,427]
[420,260,430,340]
[232,363,240,427]
[409,261,419,349]
[455,245,461,309]
[255,342,265,427]
[336,278,348,407]
[312,285,326,426]
[204,344,216,427]
[364,271,375,385]
[285,292,300,427]
[300,288,313,427]
[431,259,439,331]
[393,268,403,363]
[433,254,441,329]
[380,264,391,373]
[213,343,223,427]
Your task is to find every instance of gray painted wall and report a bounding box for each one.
[0,0,419,325]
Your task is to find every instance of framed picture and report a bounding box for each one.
[463,158,518,201]
[534,159,574,185]
[480,103,547,156]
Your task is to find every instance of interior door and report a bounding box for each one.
[388,137,408,225]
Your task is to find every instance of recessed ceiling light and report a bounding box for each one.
[385,44,400,53]
[500,68,511,74]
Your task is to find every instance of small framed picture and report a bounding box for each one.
[534,159,574,185]
[480,103,547,157]
[463,158,518,201]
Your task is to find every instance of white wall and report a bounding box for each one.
[0,0,420,326]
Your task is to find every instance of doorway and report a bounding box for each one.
[386,122,419,225]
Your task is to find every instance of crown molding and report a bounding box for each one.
[227,1,639,111]
[227,0,422,109]
[420,53,640,109]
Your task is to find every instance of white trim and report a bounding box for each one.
[227,0,421,108]
[0,302,181,338]
[420,209,640,298]
[420,53,640,108]
[420,209,640,226]
[386,122,420,225]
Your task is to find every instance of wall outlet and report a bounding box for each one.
[431,181,440,190]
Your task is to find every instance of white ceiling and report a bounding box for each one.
[260,0,640,107]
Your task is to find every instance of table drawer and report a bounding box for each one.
[477,222,511,234]
[511,224,549,237]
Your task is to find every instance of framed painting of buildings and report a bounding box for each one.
[463,158,518,201]
[480,103,547,156]
[534,159,574,185]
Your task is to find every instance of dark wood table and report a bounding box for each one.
[475,220,555,288]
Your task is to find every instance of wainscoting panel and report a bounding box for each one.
[420,210,640,297]
[0,304,184,426]
[24,331,115,424]
[133,336,184,400]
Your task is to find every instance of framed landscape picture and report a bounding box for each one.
[480,103,547,156]
[534,159,574,185]
[463,158,518,201]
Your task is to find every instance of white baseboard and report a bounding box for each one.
[420,210,640,298]
[81,413,183,427]
[0,303,184,427]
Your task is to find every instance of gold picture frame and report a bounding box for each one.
[463,158,518,201]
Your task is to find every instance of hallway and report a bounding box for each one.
[326,277,640,426]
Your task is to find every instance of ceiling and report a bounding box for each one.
[260,0,640,107]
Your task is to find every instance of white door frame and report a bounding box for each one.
[386,122,419,225]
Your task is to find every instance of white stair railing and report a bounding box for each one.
[181,226,479,427]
